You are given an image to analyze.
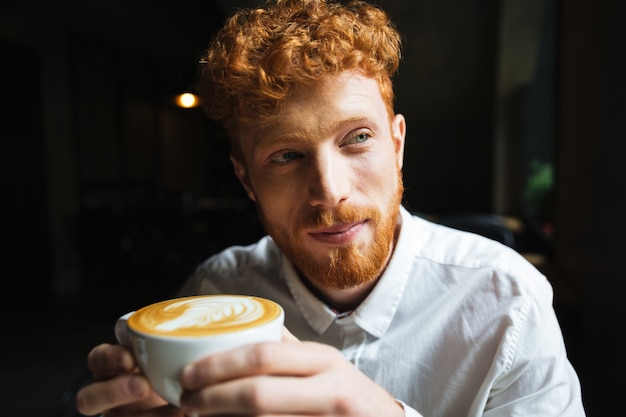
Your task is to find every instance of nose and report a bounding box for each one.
[307,151,350,209]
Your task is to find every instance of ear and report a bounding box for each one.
[391,114,406,168]
[230,155,257,201]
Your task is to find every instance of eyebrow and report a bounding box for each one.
[256,116,372,147]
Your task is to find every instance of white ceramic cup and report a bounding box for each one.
[115,294,284,407]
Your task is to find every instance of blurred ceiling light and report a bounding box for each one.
[175,92,200,108]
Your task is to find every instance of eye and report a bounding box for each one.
[344,131,371,145]
[270,150,302,163]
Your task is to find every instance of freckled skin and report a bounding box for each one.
[231,71,406,307]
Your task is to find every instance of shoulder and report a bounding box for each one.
[401,208,553,303]
[400,211,560,360]
[179,235,284,295]
[200,235,281,270]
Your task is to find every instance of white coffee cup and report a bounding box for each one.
[115,294,284,407]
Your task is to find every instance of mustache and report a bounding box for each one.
[299,205,379,230]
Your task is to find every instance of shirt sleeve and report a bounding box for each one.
[481,286,585,416]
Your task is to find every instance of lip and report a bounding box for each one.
[307,220,367,245]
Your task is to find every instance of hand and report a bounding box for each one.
[179,328,404,416]
[75,343,182,417]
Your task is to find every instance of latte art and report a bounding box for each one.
[154,297,263,332]
[128,295,282,337]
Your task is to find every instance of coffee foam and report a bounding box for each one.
[128,295,282,337]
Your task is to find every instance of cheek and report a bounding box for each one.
[250,179,298,225]
[249,163,311,211]
[354,152,399,193]
[251,176,295,207]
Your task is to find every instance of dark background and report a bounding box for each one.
[0,0,624,415]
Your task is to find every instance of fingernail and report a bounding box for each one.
[117,349,134,371]
[128,374,149,397]
[181,363,196,387]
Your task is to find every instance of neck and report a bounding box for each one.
[302,275,379,313]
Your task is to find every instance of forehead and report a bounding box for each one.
[292,72,383,111]
[230,72,389,157]
[267,72,387,135]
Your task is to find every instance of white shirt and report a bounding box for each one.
[179,206,585,416]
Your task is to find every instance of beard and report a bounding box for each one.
[258,171,404,290]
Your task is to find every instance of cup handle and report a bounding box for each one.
[114,312,134,347]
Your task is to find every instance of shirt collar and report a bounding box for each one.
[283,257,337,334]
[284,206,417,338]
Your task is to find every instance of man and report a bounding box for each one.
[76,0,585,416]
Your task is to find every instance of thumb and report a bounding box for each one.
[282,326,300,342]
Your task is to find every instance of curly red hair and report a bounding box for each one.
[196,0,402,129]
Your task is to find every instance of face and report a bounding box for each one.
[231,71,406,290]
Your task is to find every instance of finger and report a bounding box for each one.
[75,373,151,416]
[181,341,338,389]
[104,404,184,417]
[117,404,185,417]
[184,368,403,417]
[181,374,337,416]
[87,343,136,380]
[281,326,300,342]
